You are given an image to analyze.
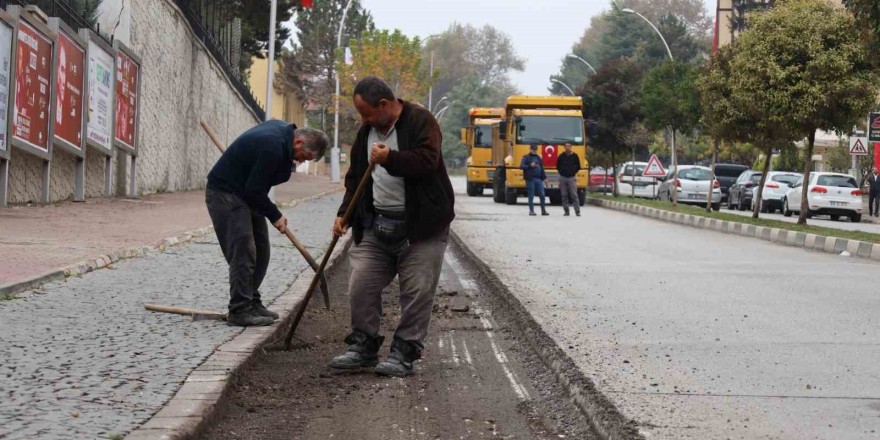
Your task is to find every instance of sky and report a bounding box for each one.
[349,0,719,95]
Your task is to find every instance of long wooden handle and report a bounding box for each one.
[285,229,332,309]
[144,303,222,316]
[200,121,226,154]
[284,163,375,349]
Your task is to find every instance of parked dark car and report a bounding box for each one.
[714,164,750,204]
[727,170,762,211]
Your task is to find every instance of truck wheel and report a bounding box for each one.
[578,190,586,206]
[493,179,504,203]
[505,188,517,205]
[467,182,478,197]
[476,186,485,196]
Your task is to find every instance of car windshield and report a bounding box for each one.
[817,175,857,188]
[516,116,584,145]
[714,166,747,177]
[622,164,645,176]
[771,175,799,186]
[474,124,492,148]
[678,168,713,180]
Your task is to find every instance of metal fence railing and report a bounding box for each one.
[0,0,266,121]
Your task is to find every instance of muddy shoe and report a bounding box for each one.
[330,331,384,369]
[252,300,279,320]
[375,338,421,378]
[226,309,274,327]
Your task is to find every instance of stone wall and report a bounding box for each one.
[5,0,260,204]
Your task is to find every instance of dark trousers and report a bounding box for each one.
[559,176,580,213]
[526,179,546,213]
[870,192,879,216]
[205,188,270,313]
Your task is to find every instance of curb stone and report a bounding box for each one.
[449,229,644,440]
[0,188,342,298]
[123,233,352,440]
[587,198,880,262]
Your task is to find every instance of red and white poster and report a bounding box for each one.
[541,144,558,167]
[54,32,84,148]
[13,21,52,151]
[114,51,138,150]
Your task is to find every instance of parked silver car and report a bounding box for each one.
[657,165,722,210]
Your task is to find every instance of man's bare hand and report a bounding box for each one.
[370,143,389,164]
[332,217,349,237]
[273,215,288,234]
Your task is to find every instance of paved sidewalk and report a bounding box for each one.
[0,173,340,289]
[0,193,343,440]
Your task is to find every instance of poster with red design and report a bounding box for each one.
[541,144,558,167]
[114,50,138,151]
[54,31,84,149]
[0,21,13,154]
[13,21,52,151]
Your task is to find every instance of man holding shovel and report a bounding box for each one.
[206,121,329,327]
[330,76,455,377]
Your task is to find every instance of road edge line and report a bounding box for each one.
[0,188,344,299]
[588,198,880,263]
[123,234,352,440]
[449,228,645,440]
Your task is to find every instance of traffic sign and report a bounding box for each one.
[643,154,666,177]
[849,136,869,156]
[869,112,880,142]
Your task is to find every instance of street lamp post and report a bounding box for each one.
[550,78,575,96]
[423,34,439,111]
[566,53,597,74]
[622,7,679,205]
[331,0,355,183]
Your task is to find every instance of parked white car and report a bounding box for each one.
[750,171,802,213]
[657,165,722,210]
[616,161,659,199]
[782,172,863,222]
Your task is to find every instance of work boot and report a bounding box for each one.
[226,307,274,327]
[330,331,384,369]
[576,210,581,217]
[375,338,422,378]
[529,211,536,216]
[541,210,550,216]
[563,208,570,216]
[252,299,279,320]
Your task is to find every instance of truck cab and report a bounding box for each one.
[463,108,505,197]
[495,96,589,206]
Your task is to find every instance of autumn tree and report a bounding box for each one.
[729,0,879,224]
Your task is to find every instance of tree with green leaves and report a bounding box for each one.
[730,0,879,224]
[842,0,880,54]
[68,0,102,26]
[581,58,645,196]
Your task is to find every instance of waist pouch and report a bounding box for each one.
[374,210,407,245]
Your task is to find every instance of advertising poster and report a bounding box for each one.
[86,40,113,149]
[0,22,12,152]
[114,50,138,150]
[13,21,52,151]
[54,32,84,148]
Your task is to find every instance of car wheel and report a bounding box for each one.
[830,215,840,221]
[851,214,862,223]
[738,196,748,211]
[783,198,792,217]
[712,202,721,211]
[760,201,769,213]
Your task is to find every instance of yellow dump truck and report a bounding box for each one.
[494,95,589,205]
[462,107,505,197]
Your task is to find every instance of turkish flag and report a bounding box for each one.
[301,0,314,7]
[541,144,558,167]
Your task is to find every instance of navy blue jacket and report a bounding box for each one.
[520,153,547,181]
[207,121,295,223]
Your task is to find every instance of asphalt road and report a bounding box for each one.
[452,178,880,439]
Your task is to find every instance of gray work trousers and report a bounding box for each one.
[205,188,270,313]
[348,227,448,346]
[559,176,580,212]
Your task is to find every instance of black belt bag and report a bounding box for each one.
[373,210,408,245]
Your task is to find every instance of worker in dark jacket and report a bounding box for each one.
[557,142,582,216]
[330,77,454,377]
[520,144,548,216]
[206,121,329,327]
[869,166,880,217]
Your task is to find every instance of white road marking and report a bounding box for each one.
[449,331,460,366]
[461,339,474,366]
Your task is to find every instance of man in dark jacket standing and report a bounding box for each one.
[557,142,582,216]
[520,144,548,216]
[206,121,328,327]
[869,166,880,217]
[330,77,454,377]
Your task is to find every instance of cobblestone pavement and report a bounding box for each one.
[0,194,342,440]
